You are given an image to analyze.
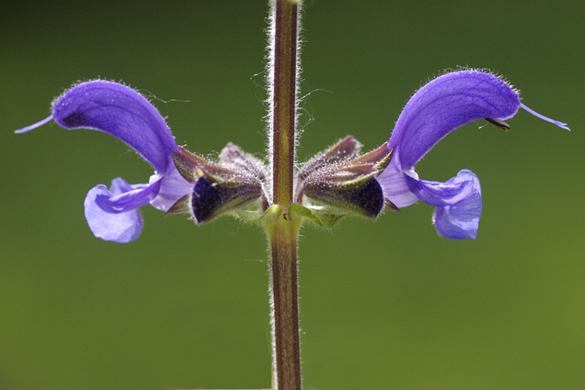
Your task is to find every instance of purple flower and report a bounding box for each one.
[16,71,569,243]
[16,80,192,243]
[377,70,569,240]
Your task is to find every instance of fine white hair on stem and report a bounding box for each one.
[264,0,277,203]
[264,0,303,203]
[264,2,304,388]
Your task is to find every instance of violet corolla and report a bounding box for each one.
[376,70,569,239]
[15,80,267,243]
[16,81,193,242]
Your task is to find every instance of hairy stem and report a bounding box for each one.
[267,214,302,390]
[269,0,299,207]
[266,0,302,389]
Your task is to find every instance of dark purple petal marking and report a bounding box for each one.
[191,176,226,222]
[342,178,385,218]
[191,175,263,223]
[51,80,178,173]
[389,70,521,170]
[84,178,143,243]
[303,178,385,219]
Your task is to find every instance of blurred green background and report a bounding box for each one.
[1,1,584,389]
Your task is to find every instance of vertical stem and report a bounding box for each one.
[268,216,302,390]
[266,1,302,390]
[271,0,298,207]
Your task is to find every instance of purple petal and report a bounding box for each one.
[149,156,194,212]
[84,178,144,243]
[51,80,178,173]
[95,180,161,214]
[377,152,418,208]
[416,170,482,240]
[404,171,476,208]
[389,70,520,170]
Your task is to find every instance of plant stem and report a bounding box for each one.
[267,215,302,390]
[270,0,299,208]
[266,1,302,389]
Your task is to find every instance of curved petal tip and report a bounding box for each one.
[52,80,178,173]
[390,70,521,169]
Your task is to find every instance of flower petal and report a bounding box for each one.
[84,178,143,243]
[411,170,482,240]
[149,156,194,212]
[389,70,521,170]
[95,179,161,214]
[378,70,569,240]
[377,151,418,208]
[51,80,178,173]
[404,170,476,208]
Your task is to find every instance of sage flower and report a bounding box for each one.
[16,80,268,243]
[16,80,193,243]
[377,70,569,239]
